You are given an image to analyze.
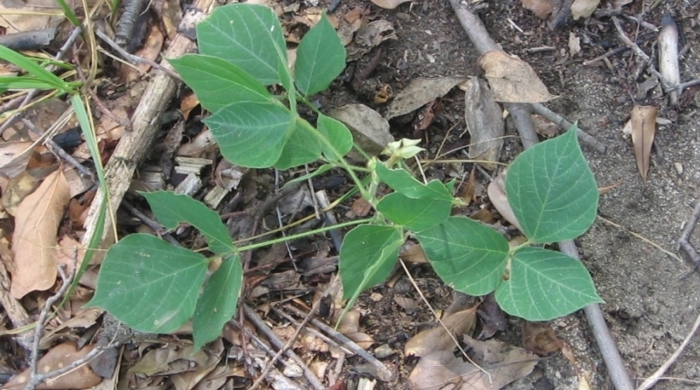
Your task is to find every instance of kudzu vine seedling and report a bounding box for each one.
[88,3,602,349]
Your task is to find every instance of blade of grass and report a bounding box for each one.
[54,0,81,27]
[0,46,72,92]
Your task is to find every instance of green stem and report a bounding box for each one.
[237,218,374,252]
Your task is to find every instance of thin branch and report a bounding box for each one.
[21,119,95,180]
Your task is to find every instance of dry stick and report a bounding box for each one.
[243,304,325,390]
[80,0,216,262]
[532,103,607,153]
[636,310,700,390]
[271,307,354,355]
[285,304,395,382]
[0,27,82,136]
[447,2,634,390]
[21,119,95,180]
[678,202,700,266]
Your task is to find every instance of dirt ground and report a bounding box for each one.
[326,0,700,388]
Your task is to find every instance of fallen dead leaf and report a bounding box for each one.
[371,0,413,9]
[487,171,522,230]
[521,0,552,19]
[385,77,466,119]
[2,165,58,216]
[0,141,34,179]
[571,0,600,20]
[409,336,538,390]
[11,169,71,299]
[630,105,657,182]
[522,321,563,355]
[327,104,394,158]
[3,342,102,389]
[569,32,581,57]
[462,78,504,170]
[478,51,556,103]
[400,242,428,264]
[477,293,506,339]
[531,114,560,137]
[405,306,477,357]
[351,197,372,217]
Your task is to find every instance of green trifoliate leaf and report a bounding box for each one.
[506,128,598,243]
[294,13,347,96]
[317,114,353,161]
[274,120,321,169]
[495,247,602,321]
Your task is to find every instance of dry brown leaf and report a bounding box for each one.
[3,342,102,389]
[171,339,224,390]
[121,25,165,83]
[463,78,504,170]
[569,32,582,57]
[571,0,600,20]
[630,105,657,182]
[10,169,71,299]
[399,242,427,263]
[409,336,538,390]
[328,104,394,158]
[0,141,34,179]
[522,321,563,355]
[2,165,58,216]
[487,171,522,230]
[531,114,560,137]
[478,51,556,103]
[405,306,477,357]
[351,197,372,217]
[371,0,413,9]
[521,0,552,19]
[385,77,466,119]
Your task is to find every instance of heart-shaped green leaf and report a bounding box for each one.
[193,254,243,350]
[416,216,509,296]
[142,191,234,254]
[204,101,294,168]
[506,128,598,243]
[295,13,346,96]
[495,247,602,321]
[339,225,403,310]
[87,234,208,333]
[169,54,272,113]
[197,4,288,86]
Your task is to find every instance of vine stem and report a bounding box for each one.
[236,218,374,252]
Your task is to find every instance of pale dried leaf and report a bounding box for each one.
[578,371,593,390]
[399,242,428,264]
[385,77,466,119]
[521,0,552,19]
[171,339,224,390]
[487,171,522,230]
[328,104,394,158]
[405,306,477,357]
[569,32,581,57]
[371,0,413,9]
[2,166,57,216]
[0,141,33,179]
[10,169,70,299]
[463,78,504,170]
[571,0,600,20]
[478,51,556,103]
[3,342,102,390]
[630,105,657,182]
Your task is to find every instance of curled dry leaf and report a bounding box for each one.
[3,342,102,390]
[385,77,466,119]
[11,169,71,299]
[328,104,394,158]
[405,306,477,357]
[371,0,414,9]
[478,51,556,103]
[531,114,560,137]
[521,0,553,19]
[630,105,657,182]
[487,170,522,230]
[571,0,600,20]
[522,321,563,355]
[463,78,504,170]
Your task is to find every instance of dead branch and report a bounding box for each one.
[448,2,633,389]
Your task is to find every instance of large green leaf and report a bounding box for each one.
[317,114,353,161]
[204,101,294,168]
[295,13,347,96]
[197,4,288,86]
[193,254,243,350]
[142,191,234,254]
[339,225,403,310]
[87,234,208,333]
[273,120,321,169]
[376,193,451,231]
[416,216,509,296]
[169,54,272,113]
[506,128,598,243]
[495,247,602,321]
